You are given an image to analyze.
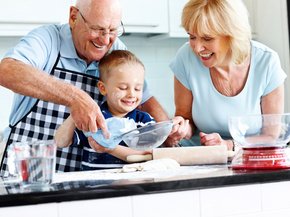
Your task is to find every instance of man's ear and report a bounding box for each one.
[97,81,107,95]
[69,6,78,27]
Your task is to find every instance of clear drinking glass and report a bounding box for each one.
[11,140,56,188]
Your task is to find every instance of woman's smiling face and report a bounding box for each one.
[188,32,231,68]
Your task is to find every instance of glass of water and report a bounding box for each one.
[12,140,56,188]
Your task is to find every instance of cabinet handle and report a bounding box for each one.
[124,24,159,27]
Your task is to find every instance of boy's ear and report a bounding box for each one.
[97,81,107,95]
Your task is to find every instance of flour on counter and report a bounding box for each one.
[120,158,180,173]
[52,165,228,184]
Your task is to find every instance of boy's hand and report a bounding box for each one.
[87,137,113,153]
[165,116,190,146]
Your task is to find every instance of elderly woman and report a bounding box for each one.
[168,0,286,150]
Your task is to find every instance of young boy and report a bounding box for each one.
[54,50,155,170]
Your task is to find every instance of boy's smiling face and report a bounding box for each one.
[98,62,144,117]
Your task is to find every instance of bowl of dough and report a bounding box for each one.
[121,120,174,150]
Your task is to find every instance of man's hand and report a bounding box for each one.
[69,90,109,138]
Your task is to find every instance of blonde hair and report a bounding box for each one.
[182,0,252,64]
[99,50,145,82]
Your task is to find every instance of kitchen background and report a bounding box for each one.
[0,0,289,132]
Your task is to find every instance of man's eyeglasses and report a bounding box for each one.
[76,8,125,37]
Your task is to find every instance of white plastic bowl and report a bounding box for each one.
[121,120,173,150]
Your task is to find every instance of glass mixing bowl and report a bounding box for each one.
[228,113,290,148]
[121,120,173,150]
[228,113,290,170]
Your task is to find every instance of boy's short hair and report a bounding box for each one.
[99,50,144,82]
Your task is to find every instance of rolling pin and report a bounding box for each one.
[126,145,230,165]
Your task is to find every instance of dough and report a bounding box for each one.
[121,158,180,173]
[142,158,180,171]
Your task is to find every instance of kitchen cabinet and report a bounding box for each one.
[243,0,257,37]
[0,203,58,217]
[253,0,290,112]
[132,191,199,217]
[58,197,133,217]
[168,0,188,37]
[57,181,290,217]
[3,181,290,217]
[0,0,70,36]
[1,166,290,216]
[121,0,168,34]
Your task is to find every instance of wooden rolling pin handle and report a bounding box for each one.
[153,145,228,165]
[126,146,233,165]
[126,154,153,163]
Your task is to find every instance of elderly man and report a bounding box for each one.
[0,0,168,176]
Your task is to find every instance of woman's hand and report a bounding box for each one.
[199,132,233,150]
[165,116,191,146]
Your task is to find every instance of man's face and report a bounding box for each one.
[69,5,122,64]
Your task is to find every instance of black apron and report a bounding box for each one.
[0,54,103,177]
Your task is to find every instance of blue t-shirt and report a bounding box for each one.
[73,102,155,170]
[3,24,152,138]
[170,40,287,145]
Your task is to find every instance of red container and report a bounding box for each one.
[231,146,290,170]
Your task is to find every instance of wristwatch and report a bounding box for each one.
[232,139,236,151]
